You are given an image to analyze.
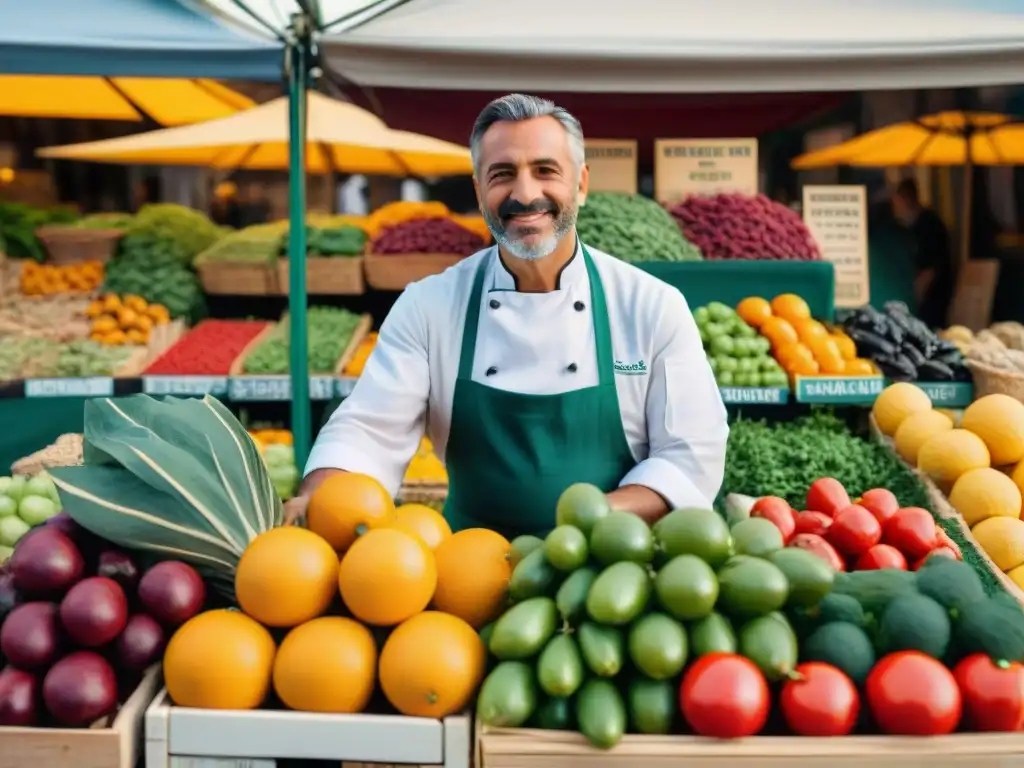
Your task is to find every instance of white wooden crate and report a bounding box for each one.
[145,689,471,768]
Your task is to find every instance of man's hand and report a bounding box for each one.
[283,494,310,526]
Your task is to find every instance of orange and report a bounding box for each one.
[164,610,276,709]
[770,294,811,324]
[818,353,847,375]
[379,611,486,718]
[432,528,511,629]
[273,617,377,713]
[845,358,876,375]
[760,317,799,349]
[794,319,829,346]
[235,527,339,627]
[339,528,437,626]
[775,342,814,368]
[831,333,858,360]
[307,472,396,552]
[736,297,772,328]
[809,336,842,363]
[786,357,820,377]
[392,503,452,550]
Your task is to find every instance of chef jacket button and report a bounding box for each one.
[574,301,585,311]
[486,366,498,376]
[567,363,578,373]
[489,299,500,309]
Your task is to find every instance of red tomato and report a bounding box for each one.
[805,478,850,517]
[883,508,939,561]
[859,488,900,527]
[751,496,796,543]
[789,533,845,571]
[826,504,882,557]
[780,662,860,736]
[912,547,958,570]
[680,653,770,739]
[935,527,963,560]
[794,511,832,537]
[855,544,908,571]
[866,652,962,735]
[953,654,1024,732]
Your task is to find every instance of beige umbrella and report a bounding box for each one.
[37,91,472,176]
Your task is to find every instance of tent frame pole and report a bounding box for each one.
[286,13,313,471]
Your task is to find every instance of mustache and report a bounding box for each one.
[499,197,558,220]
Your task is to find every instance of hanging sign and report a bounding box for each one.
[802,185,870,308]
[584,140,638,195]
[653,138,758,203]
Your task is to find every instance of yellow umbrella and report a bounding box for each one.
[792,112,1024,169]
[0,76,253,126]
[36,92,473,177]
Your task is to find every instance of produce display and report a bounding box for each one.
[363,200,490,243]
[956,322,1024,376]
[0,337,135,381]
[667,194,821,262]
[476,481,1024,747]
[85,293,171,346]
[842,303,969,383]
[370,218,485,256]
[193,223,282,265]
[241,307,364,375]
[342,332,378,377]
[281,224,366,258]
[144,320,270,376]
[575,192,702,263]
[19,260,104,296]
[404,437,449,486]
[0,472,63,562]
[738,294,876,378]
[0,203,79,262]
[694,302,787,388]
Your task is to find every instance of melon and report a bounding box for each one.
[961,394,1024,466]
[972,517,1024,572]
[873,382,933,437]
[948,467,1023,527]
[894,410,954,465]
[917,429,991,492]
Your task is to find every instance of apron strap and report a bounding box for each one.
[457,244,615,384]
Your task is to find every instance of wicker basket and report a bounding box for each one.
[967,359,1024,403]
[35,226,124,265]
[196,261,280,296]
[364,251,465,291]
[12,433,84,476]
[277,256,366,295]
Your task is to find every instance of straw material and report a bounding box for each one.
[967,359,1024,403]
[12,433,84,476]
[35,226,124,265]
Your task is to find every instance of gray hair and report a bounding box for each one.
[470,94,586,177]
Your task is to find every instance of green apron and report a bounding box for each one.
[443,245,636,540]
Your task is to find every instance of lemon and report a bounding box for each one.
[872,382,933,436]
[961,394,1024,466]
[948,467,1023,527]
[971,516,1024,572]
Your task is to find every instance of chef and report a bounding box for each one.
[285,93,729,537]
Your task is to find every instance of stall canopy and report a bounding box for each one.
[0,76,254,125]
[1,0,282,80]
[318,0,1024,93]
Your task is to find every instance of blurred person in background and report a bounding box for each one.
[892,178,954,328]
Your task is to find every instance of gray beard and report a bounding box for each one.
[483,202,578,262]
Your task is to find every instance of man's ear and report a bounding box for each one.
[578,164,590,207]
[472,176,484,215]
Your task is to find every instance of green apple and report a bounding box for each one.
[0,515,30,547]
[19,495,58,526]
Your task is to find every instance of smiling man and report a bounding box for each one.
[286,93,728,538]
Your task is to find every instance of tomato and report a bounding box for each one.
[679,653,770,739]
[858,488,899,527]
[826,504,882,557]
[780,662,860,736]
[935,527,963,560]
[789,533,845,571]
[751,496,796,543]
[805,478,850,517]
[953,654,1024,732]
[794,511,832,537]
[866,651,962,735]
[912,547,958,570]
[883,508,938,561]
[855,544,907,571]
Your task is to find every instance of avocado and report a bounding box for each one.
[654,554,719,620]
[954,597,1024,663]
[477,661,538,727]
[489,597,558,660]
[586,561,651,625]
[532,696,574,730]
[537,633,584,698]
[509,547,561,601]
[738,612,798,681]
[589,511,654,565]
[555,566,598,624]
[653,507,733,568]
[801,621,876,684]
[717,557,789,618]
[831,569,917,616]
[915,558,986,614]
[544,525,589,572]
[576,679,627,749]
[816,593,867,629]
[689,611,737,656]
[555,482,611,536]
[509,535,544,568]
[877,593,951,659]
[578,621,625,677]
[628,678,676,735]
[627,613,688,681]
[730,517,784,557]
[767,548,835,608]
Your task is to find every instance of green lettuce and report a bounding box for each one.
[50,394,282,598]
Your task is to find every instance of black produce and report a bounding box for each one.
[841,303,969,382]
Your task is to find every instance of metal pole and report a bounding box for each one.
[286,15,312,470]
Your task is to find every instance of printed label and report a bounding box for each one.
[719,387,789,405]
[142,376,228,397]
[912,382,973,408]
[24,377,114,398]
[796,376,885,403]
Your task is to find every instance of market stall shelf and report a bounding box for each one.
[363,252,465,291]
[144,690,471,768]
[35,225,124,266]
[0,664,162,768]
[196,261,280,296]
[277,255,366,296]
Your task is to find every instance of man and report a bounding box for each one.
[285,94,728,537]
[891,179,954,328]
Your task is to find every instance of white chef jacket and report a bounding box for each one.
[306,240,729,509]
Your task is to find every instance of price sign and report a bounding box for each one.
[336,377,358,397]
[654,138,758,203]
[795,376,884,404]
[802,185,869,308]
[228,377,291,402]
[584,140,638,194]
[25,377,114,398]
[309,376,335,401]
[142,376,228,397]
[913,382,974,408]
[719,387,789,406]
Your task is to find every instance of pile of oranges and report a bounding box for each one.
[737,294,877,379]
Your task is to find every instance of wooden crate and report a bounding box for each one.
[228,316,372,378]
[115,319,187,378]
[0,664,161,768]
[364,252,465,291]
[197,262,280,296]
[145,689,471,768]
[277,256,366,296]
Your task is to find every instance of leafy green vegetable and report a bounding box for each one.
[50,394,281,599]
[576,192,701,263]
[194,223,283,265]
[120,203,222,267]
[243,306,364,374]
[0,202,80,261]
